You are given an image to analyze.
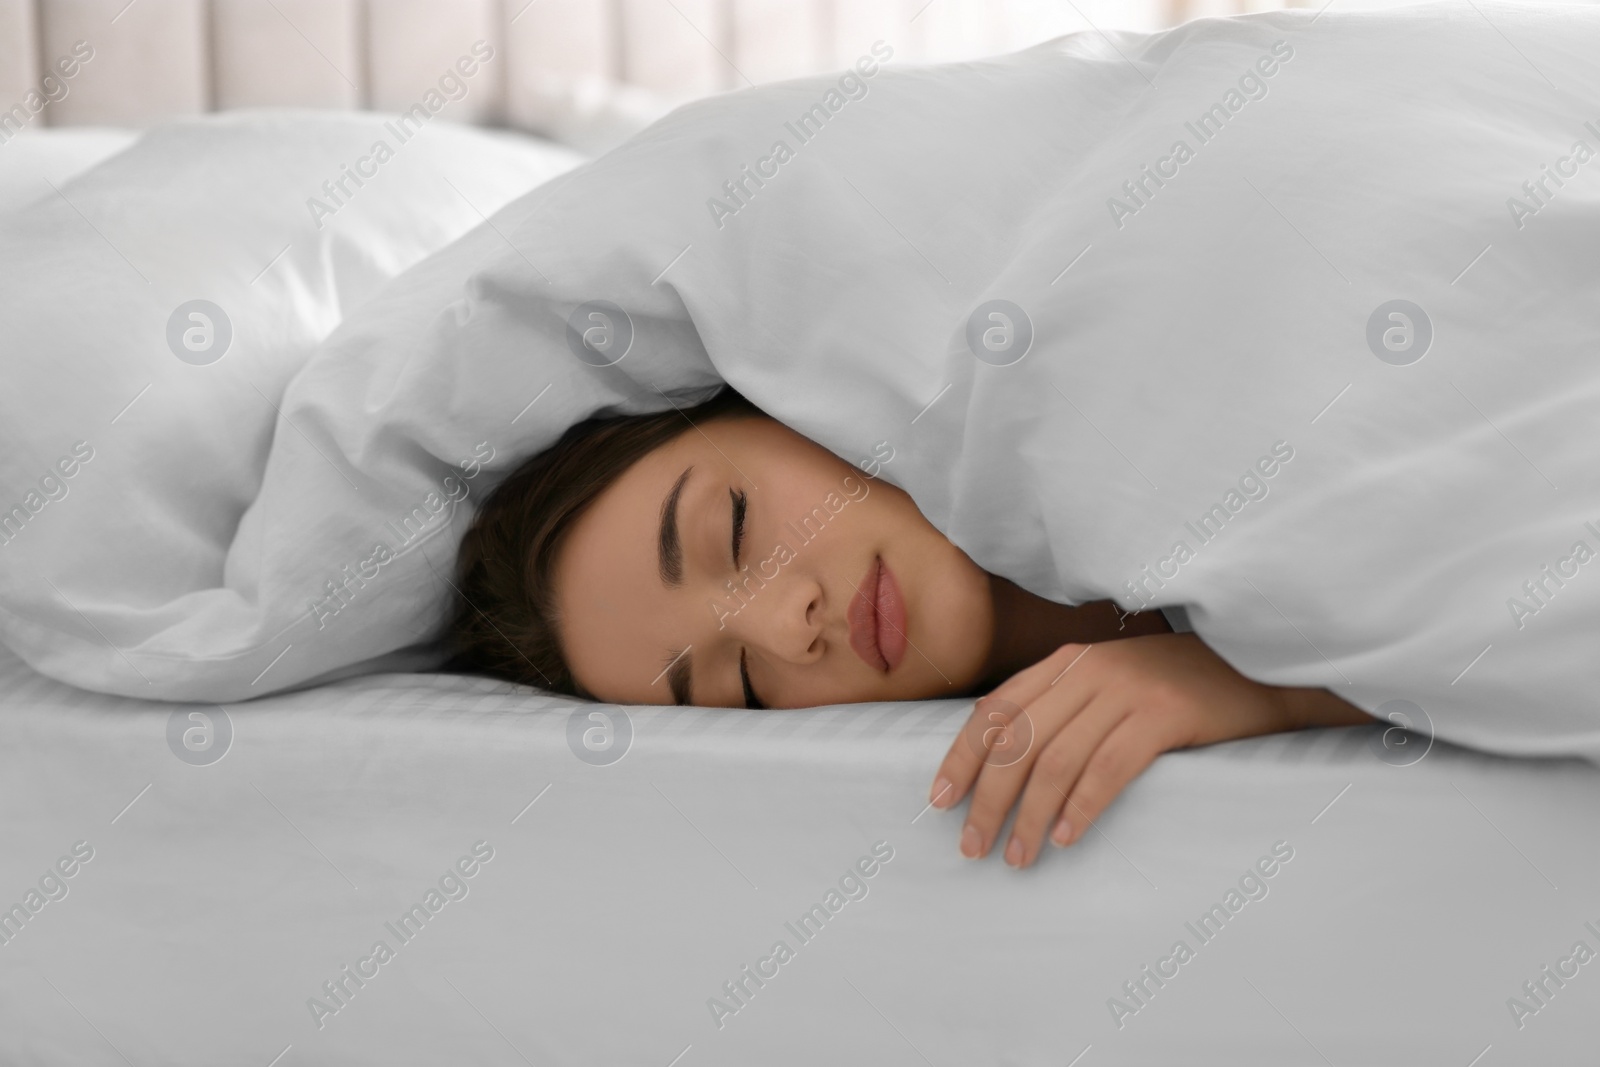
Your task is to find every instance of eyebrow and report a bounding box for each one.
[658,465,692,587]
[658,466,695,705]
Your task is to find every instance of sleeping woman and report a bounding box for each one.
[447,386,1373,871]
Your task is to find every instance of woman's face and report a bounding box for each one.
[553,415,995,708]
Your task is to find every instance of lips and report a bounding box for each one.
[848,556,908,672]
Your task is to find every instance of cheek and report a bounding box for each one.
[909,543,991,688]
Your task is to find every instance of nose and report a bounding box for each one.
[727,569,824,665]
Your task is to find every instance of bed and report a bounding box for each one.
[5,3,1600,1064]
[4,630,1599,1066]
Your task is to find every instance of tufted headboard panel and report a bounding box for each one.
[0,0,1232,138]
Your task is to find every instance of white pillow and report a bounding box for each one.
[0,109,584,696]
[0,126,139,212]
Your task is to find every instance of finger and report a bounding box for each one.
[960,684,1104,861]
[1003,699,1130,868]
[927,695,1026,811]
[1052,713,1168,852]
[927,643,1095,809]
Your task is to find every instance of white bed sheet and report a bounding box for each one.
[2,642,1597,1066]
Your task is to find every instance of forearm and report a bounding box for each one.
[1277,686,1375,730]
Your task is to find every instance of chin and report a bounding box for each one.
[888,624,986,702]
[905,567,990,692]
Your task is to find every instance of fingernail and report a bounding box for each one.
[1051,816,1072,846]
[929,776,952,807]
[960,823,983,859]
[1004,837,1024,867]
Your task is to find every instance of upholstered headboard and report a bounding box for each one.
[0,0,1235,139]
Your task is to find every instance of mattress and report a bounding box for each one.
[2,637,1597,1066]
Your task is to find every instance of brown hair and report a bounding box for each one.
[444,386,763,694]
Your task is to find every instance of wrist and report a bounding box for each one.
[1278,686,1375,731]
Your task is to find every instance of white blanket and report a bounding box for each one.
[5,4,1600,765]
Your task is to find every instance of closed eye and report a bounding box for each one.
[730,487,748,563]
[730,488,765,709]
[740,648,766,710]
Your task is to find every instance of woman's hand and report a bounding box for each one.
[926,632,1370,869]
